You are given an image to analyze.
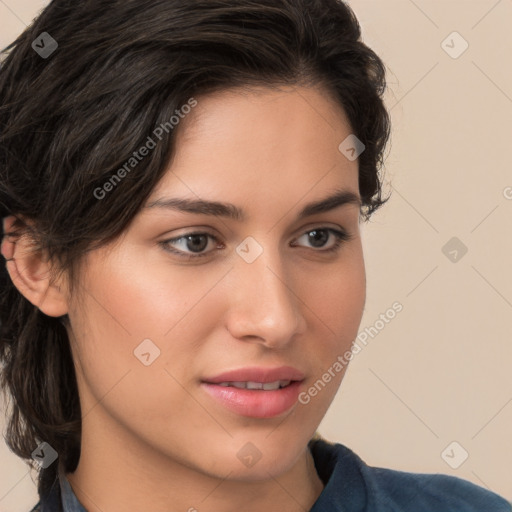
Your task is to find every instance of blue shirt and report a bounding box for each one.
[30,437,511,511]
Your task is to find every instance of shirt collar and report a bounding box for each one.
[308,437,367,511]
[57,465,87,512]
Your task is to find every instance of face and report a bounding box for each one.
[65,84,366,480]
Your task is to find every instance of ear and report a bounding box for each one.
[2,215,69,317]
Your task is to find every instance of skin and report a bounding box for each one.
[2,84,366,512]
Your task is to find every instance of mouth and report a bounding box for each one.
[200,365,306,418]
[214,380,294,390]
[200,379,304,419]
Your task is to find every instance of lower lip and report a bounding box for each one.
[201,381,302,418]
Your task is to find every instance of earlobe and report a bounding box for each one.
[2,215,69,318]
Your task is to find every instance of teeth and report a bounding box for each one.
[246,381,264,390]
[216,380,292,390]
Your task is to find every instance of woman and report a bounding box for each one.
[0,1,510,511]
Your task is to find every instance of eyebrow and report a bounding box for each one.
[144,188,362,221]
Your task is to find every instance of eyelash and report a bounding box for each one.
[159,227,352,261]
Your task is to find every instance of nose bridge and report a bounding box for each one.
[226,238,304,345]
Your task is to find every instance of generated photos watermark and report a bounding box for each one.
[94,97,198,200]
[298,301,403,405]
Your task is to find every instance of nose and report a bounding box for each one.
[225,242,306,349]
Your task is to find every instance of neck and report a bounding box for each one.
[66,412,324,512]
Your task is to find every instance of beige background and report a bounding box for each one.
[1,0,511,510]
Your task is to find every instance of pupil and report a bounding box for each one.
[309,230,327,248]
[187,235,208,253]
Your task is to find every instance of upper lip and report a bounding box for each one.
[202,366,305,384]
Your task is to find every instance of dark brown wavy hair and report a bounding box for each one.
[0,0,391,498]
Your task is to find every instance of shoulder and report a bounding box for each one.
[310,438,511,512]
[28,502,41,512]
[363,464,512,511]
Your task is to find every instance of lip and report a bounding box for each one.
[202,365,305,384]
[201,381,303,418]
[201,366,305,419]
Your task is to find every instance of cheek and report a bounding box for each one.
[66,251,228,411]
[66,258,241,466]
[73,246,228,343]
[303,242,365,339]
[296,243,365,392]
[67,273,207,450]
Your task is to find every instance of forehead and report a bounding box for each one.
[149,84,359,215]
[176,83,351,148]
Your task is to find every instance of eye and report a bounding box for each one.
[159,227,352,260]
[291,228,352,252]
[159,232,221,259]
